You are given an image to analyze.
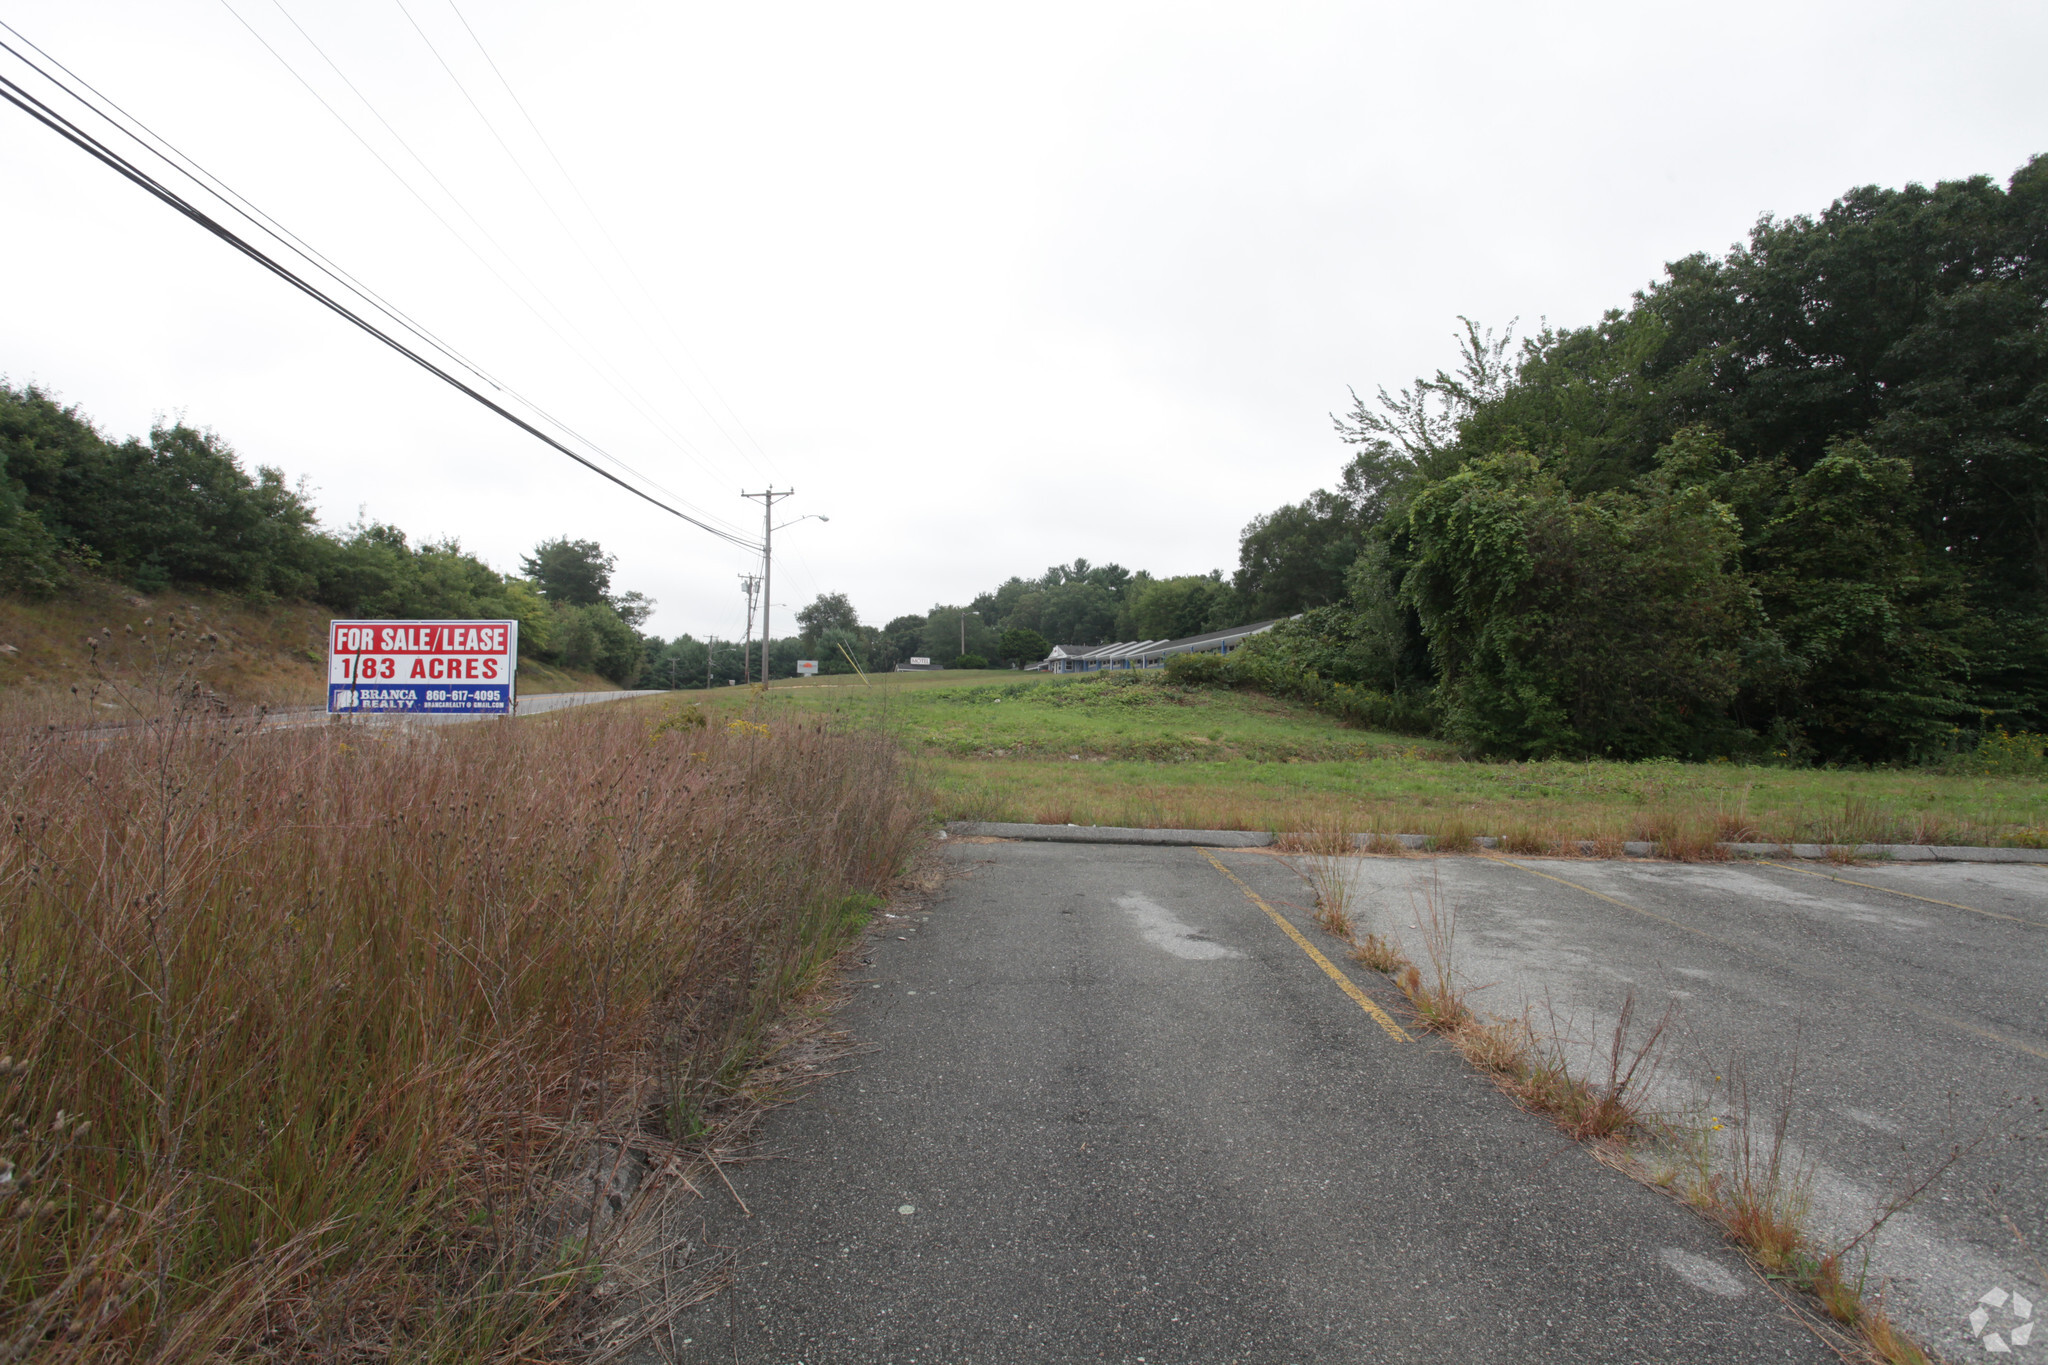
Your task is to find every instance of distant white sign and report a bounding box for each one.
[797,659,820,676]
[909,657,931,666]
[328,619,518,715]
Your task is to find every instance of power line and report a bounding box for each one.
[221,0,755,526]
[0,22,508,401]
[0,25,750,541]
[0,59,761,552]
[443,0,781,482]
[388,0,760,489]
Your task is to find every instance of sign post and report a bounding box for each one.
[796,660,819,676]
[328,620,519,715]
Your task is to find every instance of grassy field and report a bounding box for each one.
[677,669,2048,848]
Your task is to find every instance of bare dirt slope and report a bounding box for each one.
[0,581,617,717]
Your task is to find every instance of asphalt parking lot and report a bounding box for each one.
[1331,851,2048,1356]
[650,841,1841,1364]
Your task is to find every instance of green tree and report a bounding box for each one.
[875,614,925,670]
[797,592,861,642]
[1123,573,1237,639]
[1397,451,1757,758]
[995,626,1050,667]
[1233,490,1364,619]
[814,627,867,674]
[1741,441,1969,760]
[0,447,62,596]
[521,537,614,606]
[920,606,997,664]
[612,590,656,628]
[549,602,644,684]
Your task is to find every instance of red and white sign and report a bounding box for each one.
[328,619,519,714]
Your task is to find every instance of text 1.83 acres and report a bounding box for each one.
[328,619,519,715]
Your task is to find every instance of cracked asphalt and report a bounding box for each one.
[1333,851,2048,1354]
[647,840,1836,1364]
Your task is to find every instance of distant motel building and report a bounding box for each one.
[1031,619,1285,674]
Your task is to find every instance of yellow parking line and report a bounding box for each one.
[1481,854,2048,1063]
[1198,848,1411,1043]
[1758,860,2048,930]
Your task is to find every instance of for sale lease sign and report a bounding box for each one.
[328,620,518,715]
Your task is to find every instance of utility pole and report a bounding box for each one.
[741,488,794,687]
[706,636,715,690]
[738,573,762,685]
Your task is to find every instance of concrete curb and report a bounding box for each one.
[941,822,2048,863]
[945,821,1274,848]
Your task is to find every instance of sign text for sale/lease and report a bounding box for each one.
[327,619,519,715]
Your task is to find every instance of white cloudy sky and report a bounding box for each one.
[2,1,2042,640]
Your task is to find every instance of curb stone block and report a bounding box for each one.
[943,823,2048,863]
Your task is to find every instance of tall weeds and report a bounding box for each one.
[0,694,920,1360]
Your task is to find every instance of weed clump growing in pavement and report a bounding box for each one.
[1699,1053,1813,1272]
[1284,832,1360,941]
[1400,880,1474,1033]
[1350,933,1404,974]
[0,686,920,1358]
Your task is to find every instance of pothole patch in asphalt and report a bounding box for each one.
[1659,1247,1747,1298]
[1115,893,1245,961]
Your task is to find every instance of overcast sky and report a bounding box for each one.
[3,1,2043,641]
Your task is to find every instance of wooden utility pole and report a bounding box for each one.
[738,573,762,684]
[741,489,794,687]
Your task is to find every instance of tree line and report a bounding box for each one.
[1197,154,2048,762]
[0,384,658,684]
[771,155,2047,765]
[9,153,2040,754]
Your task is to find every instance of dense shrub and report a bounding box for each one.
[1163,645,1434,735]
[1397,451,1758,758]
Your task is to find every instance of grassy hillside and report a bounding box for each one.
[0,581,620,719]
[697,668,1455,762]
[675,671,2048,848]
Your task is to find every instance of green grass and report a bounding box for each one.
[689,668,1457,762]
[668,671,2048,847]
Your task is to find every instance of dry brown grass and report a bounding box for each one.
[0,585,622,734]
[1349,933,1405,974]
[0,582,330,719]
[1282,831,1360,941]
[933,752,2048,852]
[1861,1303,1934,1364]
[1708,1054,1814,1272]
[1400,881,1474,1033]
[0,666,920,1359]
